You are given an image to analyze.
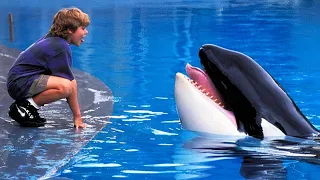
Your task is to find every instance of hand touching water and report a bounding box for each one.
[74,115,87,130]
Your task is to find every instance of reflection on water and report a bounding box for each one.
[173,132,320,180]
[1,0,320,179]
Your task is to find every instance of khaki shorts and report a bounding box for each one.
[26,75,49,97]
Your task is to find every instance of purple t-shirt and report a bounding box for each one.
[7,34,74,100]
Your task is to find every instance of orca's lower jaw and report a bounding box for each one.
[199,48,265,139]
[174,72,242,136]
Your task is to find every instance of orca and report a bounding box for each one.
[174,44,320,139]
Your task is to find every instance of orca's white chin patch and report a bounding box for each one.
[174,69,241,136]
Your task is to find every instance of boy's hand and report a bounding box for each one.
[74,116,87,130]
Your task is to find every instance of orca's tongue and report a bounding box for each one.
[185,63,237,128]
[185,63,224,105]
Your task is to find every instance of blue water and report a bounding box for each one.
[1,0,320,179]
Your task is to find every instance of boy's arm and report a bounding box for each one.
[46,50,84,128]
[67,79,86,129]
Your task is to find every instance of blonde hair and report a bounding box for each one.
[48,7,90,39]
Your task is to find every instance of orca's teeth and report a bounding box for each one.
[186,74,225,108]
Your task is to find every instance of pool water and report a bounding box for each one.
[1,0,320,179]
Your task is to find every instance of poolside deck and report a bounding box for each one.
[0,44,113,179]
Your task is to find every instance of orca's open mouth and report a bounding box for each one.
[183,61,238,129]
[185,63,225,109]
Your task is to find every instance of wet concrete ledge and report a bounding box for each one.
[0,44,114,179]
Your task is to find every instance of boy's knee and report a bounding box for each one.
[71,80,77,89]
[58,80,73,97]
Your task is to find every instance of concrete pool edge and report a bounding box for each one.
[0,44,114,179]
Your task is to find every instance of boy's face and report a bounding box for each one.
[68,26,88,47]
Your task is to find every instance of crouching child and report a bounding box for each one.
[6,7,89,129]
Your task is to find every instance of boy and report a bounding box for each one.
[6,7,89,129]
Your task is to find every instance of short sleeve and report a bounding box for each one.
[46,51,74,80]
